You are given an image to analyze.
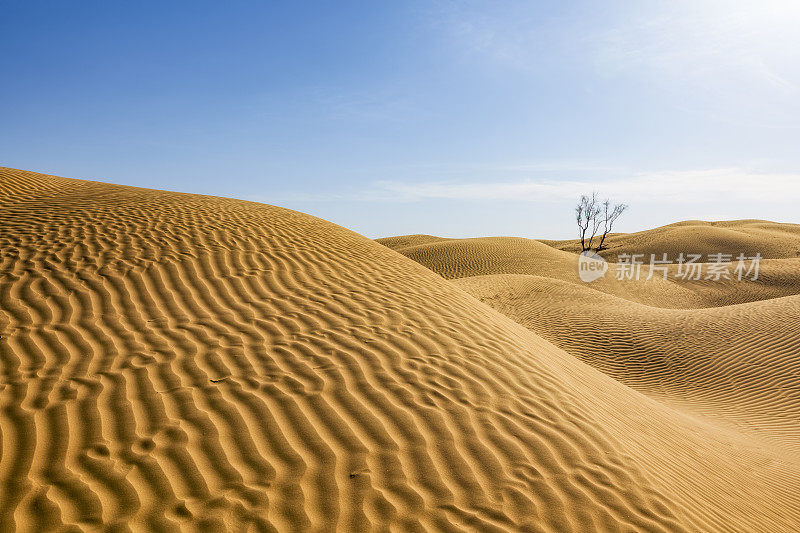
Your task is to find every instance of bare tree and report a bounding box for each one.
[587,202,604,251]
[575,194,628,252]
[575,193,600,252]
[595,199,628,251]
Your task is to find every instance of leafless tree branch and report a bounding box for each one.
[575,193,627,252]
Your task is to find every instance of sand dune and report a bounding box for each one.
[381,228,800,530]
[542,219,800,261]
[378,235,800,308]
[373,235,449,251]
[383,231,800,448]
[455,274,800,450]
[1,168,800,531]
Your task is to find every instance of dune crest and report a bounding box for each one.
[378,234,800,308]
[1,168,799,531]
[541,219,800,261]
[455,274,800,451]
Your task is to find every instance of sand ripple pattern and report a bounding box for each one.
[1,168,799,531]
[456,275,800,450]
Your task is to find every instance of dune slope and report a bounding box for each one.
[378,235,800,308]
[455,274,800,450]
[542,219,800,261]
[1,168,800,531]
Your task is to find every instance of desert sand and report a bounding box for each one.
[1,167,799,531]
[541,219,800,261]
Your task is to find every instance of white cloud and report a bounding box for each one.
[372,168,800,203]
[263,168,800,205]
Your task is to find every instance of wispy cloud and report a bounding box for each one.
[590,1,800,84]
[435,1,800,90]
[268,168,800,204]
[428,1,567,71]
[588,1,800,127]
[250,86,419,124]
[431,1,800,127]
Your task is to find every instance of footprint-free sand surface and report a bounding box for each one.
[1,167,799,531]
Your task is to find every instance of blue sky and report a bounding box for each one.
[3,0,800,238]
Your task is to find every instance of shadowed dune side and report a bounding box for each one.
[377,235,800,308]
[542,219,800,261]
[454,274,800,451]
[1,167,799,531]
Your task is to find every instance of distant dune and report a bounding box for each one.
[380,228,800,531]
[377,234,800,308]
[1,168,799,531]
[455,274,800,449]
[540,219,800,261]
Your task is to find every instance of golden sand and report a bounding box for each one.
[1,167,798,531]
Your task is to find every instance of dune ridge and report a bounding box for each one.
[455,274,800,450]
[1,167,799,531]
[381,231,800,446]
[377,235,800,308]
[380,227,800,531]
[541,219,800,261]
